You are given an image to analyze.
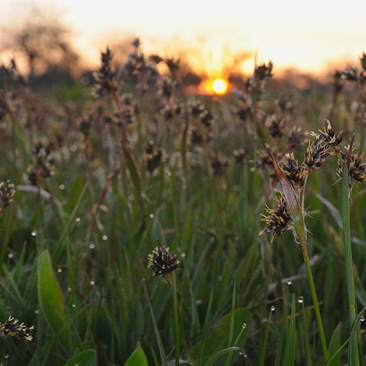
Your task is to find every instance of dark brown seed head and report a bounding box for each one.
[265,115,285,139]
[0,316,34,341]
[286,126,307,152]
[260,194,293,240]
[211,153,229,177]
[312,120,342,148]
[148,245,179,277]
[303,140,331,172]
[233,148,247,164]
[0,181,15,210]
[281,153,305,188]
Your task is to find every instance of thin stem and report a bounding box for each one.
[303,256,328,362]
[342,161,359,366]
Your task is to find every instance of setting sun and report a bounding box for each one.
[212,78,228,94]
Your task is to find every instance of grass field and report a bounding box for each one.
[1,45,366,366]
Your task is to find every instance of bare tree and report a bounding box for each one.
[1,8,79,77]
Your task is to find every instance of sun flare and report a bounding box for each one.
[212,78,227,94]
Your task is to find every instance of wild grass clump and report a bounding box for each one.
[1,41,366,365]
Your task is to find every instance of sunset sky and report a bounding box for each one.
[1,0,366,76]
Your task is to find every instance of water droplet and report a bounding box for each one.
[90,280,95,286]
[5,354,9,359]
[75,217,81,223]
[270,305,275,312]
[286,280,292,285]
[102,235,108,241]
[8,253,14,259]
[361,315,365,322]
[67,287,72,292]
[57,268,62,273]
[59,184,65,190]
[31,230,37,237]
[34,310,39,314]
[243,353,248,358]
[234,185,240,191]
[149,213,154,219]
[72,304,76,308]
[89,243,95,250]
[181,253,186,258]
[298,296,304,304]
[242,323,247,329]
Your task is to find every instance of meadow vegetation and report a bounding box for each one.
[1,39,366,366]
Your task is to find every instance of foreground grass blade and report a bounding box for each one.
[63,350,96,366]
[125,343,148,366]
[173,274,180,366]
[198,288,214,366]
[142,279,166,366]
[342,161,359,366]
[38,250,76,354]
[284,295,296,366]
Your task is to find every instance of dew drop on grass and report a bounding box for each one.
[361,315,365,322]
[270,305,275,312]
[75,217,81,223]
[67,287,72,292]
[72,304,76,308]
[149,213,154,219]
[59,184,65,190]
[90,280,95,286]
[57,269,62,273]
[298,296,304,304]
[8,253,13,259]
[89,243,95,250]
[31,230,37,237]
[4,355,9,359]
[34,310,39,314]
[102,235,108,241]
[286,280,292,285]
[242,323,247,329]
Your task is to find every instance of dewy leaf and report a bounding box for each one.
[38,250,75,354]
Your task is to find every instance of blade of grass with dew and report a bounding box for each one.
[342,160,360,366]
[142,279,166,366]
[206,347,240,366]
[53,184,87,263]
[223,286,236,366]
[38,250,76,354]
[259,308,273,366]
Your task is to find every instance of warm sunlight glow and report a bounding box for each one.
[212,78,227,94]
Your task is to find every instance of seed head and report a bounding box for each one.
[260,195,293,240]
[0,316,34,341]
[281,153,305,189]
[148,245,179,277]
[338,147,366,186]
[286,126,307,152]
[312,120,342,148]
[0,180,15,210]
[303,140,331,172]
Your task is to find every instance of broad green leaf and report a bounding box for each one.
[38,250,75,354]
[64,350,96,366]
[125,343,148,366]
